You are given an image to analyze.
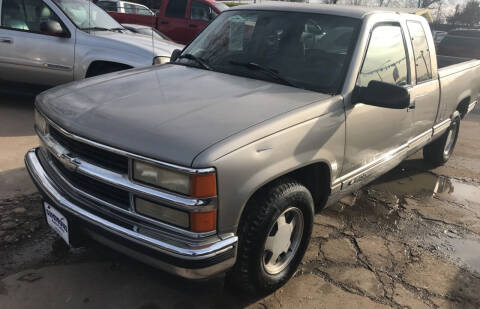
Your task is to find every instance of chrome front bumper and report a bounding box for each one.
[25,148,237,279]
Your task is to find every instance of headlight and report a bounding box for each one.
[153,56,170,65]
[133,160,190,195]
[34,110,48,135]
[132,160,217,198]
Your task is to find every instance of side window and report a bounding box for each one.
[124,3,138,14]
[357,25,408,88]
[165,0,187,18]
[137,5,153,15]
[190,1,213,21]
[97,1,117,12]
[1,0,61,34]
[407,21,432,83]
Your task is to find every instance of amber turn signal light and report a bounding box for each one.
[190,173,217,198]
[190,210,217,232]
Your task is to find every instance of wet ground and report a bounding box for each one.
[1,95,479,308]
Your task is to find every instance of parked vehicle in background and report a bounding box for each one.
[97,0,155,25]
[100,0,228,44]
[97,0,154,15]
[433,30,447,45]
[122,23,173,41]
[0,0,181,92]
[438,29,480,59]
[95,0,163,12]
[26,4,480,294]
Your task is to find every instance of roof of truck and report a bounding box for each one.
[230,2,428,20]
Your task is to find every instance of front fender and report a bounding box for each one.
[75,50,151,80]
[73,31,153,80]
[196,97,346,235]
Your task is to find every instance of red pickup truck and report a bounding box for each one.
[97,0,228,44]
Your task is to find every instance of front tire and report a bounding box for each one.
[423,116,460,167]
[227,180,314,295]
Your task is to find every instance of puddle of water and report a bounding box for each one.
[437,237,480,275]
[371,173,480,204]
[361,171,480,274]
[448,238,480,274]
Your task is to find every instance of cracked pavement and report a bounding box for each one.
[1,96,480,308]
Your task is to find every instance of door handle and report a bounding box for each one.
[0,38,13,44]
[188,24,197,28]
[160,21,169,25]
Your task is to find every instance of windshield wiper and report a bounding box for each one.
[80,27,109,31]
[81,27,124,32]
[229,61,296,87]
[177,53,212,71]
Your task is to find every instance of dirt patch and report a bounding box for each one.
[0,194,43,249]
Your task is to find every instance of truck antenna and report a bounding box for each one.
[151,10,156,60]
[88,0,91,29]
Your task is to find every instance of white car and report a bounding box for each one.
[0,0,182,92]
[96,0,154,16]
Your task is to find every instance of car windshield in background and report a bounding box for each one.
[53,0,122,31]
[124,25,173,41]
[178,10,360,93]
[214,2,229,12]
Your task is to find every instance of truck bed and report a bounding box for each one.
[437,55,474,69]
[437,55,480,121]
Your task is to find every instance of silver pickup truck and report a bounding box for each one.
[0,0,181,92]
[25,3,479,293]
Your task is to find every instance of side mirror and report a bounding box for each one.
[354,80,410,109]
[171,49,182,62]
[40,20,68,37]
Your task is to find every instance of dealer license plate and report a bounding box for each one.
[44,202,69,245]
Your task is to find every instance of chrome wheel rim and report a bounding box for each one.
[444,124,457,157]
[262,207,304,275]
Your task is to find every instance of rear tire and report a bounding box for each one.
[423,116,460,167]
[226,180,314,295]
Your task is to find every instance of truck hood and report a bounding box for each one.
[93,31,183,57]
[37,64,329,166]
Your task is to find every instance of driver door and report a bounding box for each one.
[0,0,74,87]
[342,24,413,185]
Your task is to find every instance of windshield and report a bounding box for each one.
[213,2,229,12]
[53,0,122,30]
[177,10,360,93]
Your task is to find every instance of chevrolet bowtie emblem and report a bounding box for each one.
[58,153,80,172]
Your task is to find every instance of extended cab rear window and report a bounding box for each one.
[407,21,432,83]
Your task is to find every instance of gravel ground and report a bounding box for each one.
[0,96,479,309]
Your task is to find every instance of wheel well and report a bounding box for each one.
[456,97,470,119]
[85,61,132,78]
[247,163,331,214]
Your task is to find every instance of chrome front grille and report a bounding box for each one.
[49,126,129,174]
[38,118,218,239]
[50,155,131,210]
